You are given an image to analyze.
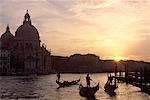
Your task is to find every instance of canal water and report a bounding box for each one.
[0,73,150,100]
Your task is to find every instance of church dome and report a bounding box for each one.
[15,23,39,40]
[15,10,39,41]
[1,25,14,43]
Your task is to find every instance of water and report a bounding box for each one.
[0,73,150,100]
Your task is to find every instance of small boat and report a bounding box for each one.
[104,75,118,95]
[140,85,150,94]
[104,81,118,95]
[56,78,80,88]
[79,83,99,98]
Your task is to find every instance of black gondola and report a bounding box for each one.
[56,78,80,88]
[140,85,150,94]
[104,81,118,95]
[104,75,118,95]
[79,83,99,98]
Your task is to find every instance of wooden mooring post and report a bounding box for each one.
[114,62,150,94]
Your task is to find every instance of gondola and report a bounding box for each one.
[56,78,80,88]
[104,75,118,95]
[79,83,99,98]
[104,81,118,95]
[140,85,150,95]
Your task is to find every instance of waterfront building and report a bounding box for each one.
[0,48,11,75]
[0,11,52,75]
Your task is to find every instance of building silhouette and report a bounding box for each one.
[0,11,52,75]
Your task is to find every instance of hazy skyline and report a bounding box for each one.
[0,0,149,62]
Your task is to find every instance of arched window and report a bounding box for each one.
[14,43,19,50]
[20,44,24,50]
[25,43,29,50]
[29,43,33,50]
[26,55,34,61]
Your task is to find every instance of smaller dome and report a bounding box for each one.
[1,25,14,43]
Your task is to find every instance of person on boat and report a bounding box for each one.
[57,73,60,81]
[108,74,113,85]
[86,74,92,88]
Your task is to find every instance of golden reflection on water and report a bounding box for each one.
[0,73,150,100]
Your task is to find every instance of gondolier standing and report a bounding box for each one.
[86,74,92,88]
[57,73,60,81]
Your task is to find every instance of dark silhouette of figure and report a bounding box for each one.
[108,74,113,85]
[57,73,60,81]
[86,74,92,88]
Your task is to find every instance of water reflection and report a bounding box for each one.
[0,74,150,100]
[0,76,41,99]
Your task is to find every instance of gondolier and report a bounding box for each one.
[86,74,92,88]
[104,74,118,95]
[57,73,60,81]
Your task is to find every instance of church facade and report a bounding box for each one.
[0,11,52,75]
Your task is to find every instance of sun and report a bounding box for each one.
[113,56,126,62]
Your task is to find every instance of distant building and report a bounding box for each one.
[68,54,101,72]
[100,60,150,72]
[0,11,52,75]
[52,54,101,73]
[100,60,115,72]
[126,60,150,71]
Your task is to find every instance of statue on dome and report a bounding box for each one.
[23,9,31,24]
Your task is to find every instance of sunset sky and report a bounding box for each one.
[0,0,149,62]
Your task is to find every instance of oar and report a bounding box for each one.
[78,76,83,88]
[91,79,97,85]
[91,80,104,90]
[57,86,61,89]
[79,76,82,84]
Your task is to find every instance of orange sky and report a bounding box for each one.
[0,0,149,62]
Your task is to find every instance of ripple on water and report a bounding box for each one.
[0,74,150,100]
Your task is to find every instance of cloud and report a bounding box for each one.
[0,0,149,61]
[126,36,150,61]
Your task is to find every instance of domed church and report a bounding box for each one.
[0,11,52,75]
